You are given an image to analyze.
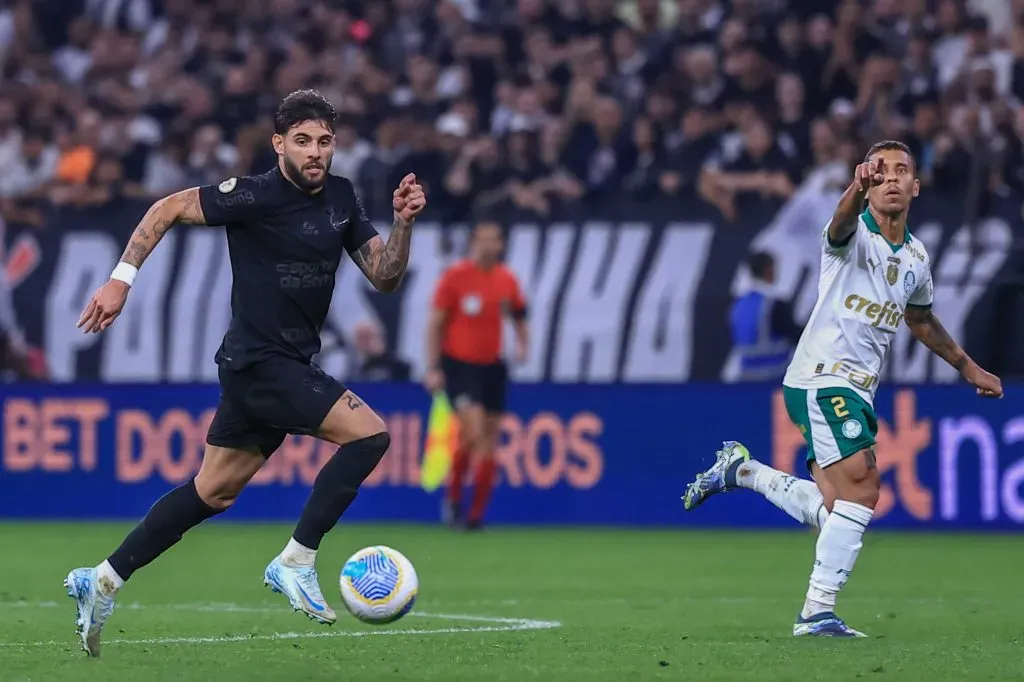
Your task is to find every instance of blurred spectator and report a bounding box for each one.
[349,319,411,382]
[699,112,799,221]
[564,96,634,200]
[0,98,23,188]
[0,0,1017,228]
[0,127,59,200]
[329,120,374,180]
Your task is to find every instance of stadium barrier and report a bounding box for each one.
[6,192,1022,383]
[2,382,1022,529]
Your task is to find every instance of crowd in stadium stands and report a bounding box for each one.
[0,0,1022,225]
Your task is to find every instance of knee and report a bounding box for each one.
[193,476,241,512]
[351,430,390,464]
[334,431,390,482]
[849,482,879,509]
[203,492,237,512]
[367,430,390,456]
[843,469,881,509]
[367,413,387,437]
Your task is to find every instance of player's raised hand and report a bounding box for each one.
[852,157,885,193]
[962,362,1004,399]
[77,279,130,333]
[393,173,426,224]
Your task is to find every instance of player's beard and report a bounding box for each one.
[283,155,327,192]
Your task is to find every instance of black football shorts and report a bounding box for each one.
[207,355,347,456]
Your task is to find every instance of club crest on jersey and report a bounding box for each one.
[461,294,482,316]
[886,263,899,286]
[218,177,237,193]
[842,419,863,439]
[904,271,916,296]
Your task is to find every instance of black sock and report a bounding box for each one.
[292,432,390,550]
[107,479,223,581]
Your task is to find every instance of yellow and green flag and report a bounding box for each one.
[421,391,458,492]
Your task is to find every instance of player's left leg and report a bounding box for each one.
[439,357,487,526]
[793,388,879,638]
[262,359,389,624]
[451,401,486,526]
[466,361,508,529]
[466,413,502,529]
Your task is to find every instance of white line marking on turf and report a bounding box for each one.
[0,603,561,648]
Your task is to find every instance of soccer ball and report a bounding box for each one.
[339,545,418,624]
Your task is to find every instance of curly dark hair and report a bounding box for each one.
[274,89,337,135]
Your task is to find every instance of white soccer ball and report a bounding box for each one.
[339,545,418,624]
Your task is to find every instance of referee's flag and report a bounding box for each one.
[421,391,457,492]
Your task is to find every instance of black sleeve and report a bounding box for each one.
[770,299,803,344]
[197,176,266,226]
[342,179,380,256]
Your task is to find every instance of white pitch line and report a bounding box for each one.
[0,603,561,648]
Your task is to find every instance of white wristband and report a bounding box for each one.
[110,262,139,287]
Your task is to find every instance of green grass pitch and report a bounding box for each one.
[0,523,1021,681]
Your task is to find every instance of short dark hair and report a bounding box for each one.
[864,140,915,173]
[747,251,774,279]
[473,219,504,236]
[274,89,337,135]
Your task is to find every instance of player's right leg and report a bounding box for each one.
[65,443,265,656]
[682,387,831,529]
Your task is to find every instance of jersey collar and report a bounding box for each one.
[861,207,910,253]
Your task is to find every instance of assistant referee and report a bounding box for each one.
[425,220,529,530]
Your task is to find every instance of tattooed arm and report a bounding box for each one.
[351,217,413,293]
[78,188,208,333]
[904,306,1003,397]
[904,306,967,370]
[120,188,207,269]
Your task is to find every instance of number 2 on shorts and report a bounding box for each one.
[830,396,849,418]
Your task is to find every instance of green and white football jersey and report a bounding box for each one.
[782,208,934,404]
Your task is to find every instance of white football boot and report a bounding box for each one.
[64,567,117,657]
[263,555,337,625]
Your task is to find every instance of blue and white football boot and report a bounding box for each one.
[681,441,751,511]
[793,611,868,638]
[64,567,117,657]
[263,556,337,625]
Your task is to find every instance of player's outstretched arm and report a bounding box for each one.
[120,188,207,269]
[827,158,883,246]
[77,188,206,333]
[904,306,1003,398]
[351,173,425,293]
[352,222,413,293]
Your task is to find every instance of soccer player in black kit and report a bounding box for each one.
[65,90,426,657]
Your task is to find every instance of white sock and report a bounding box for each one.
[280,537,317,567]
[95,560,124,596]
[736,460,829,529]
[802,500,874,619]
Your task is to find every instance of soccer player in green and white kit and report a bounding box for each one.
[682,140,1004,638]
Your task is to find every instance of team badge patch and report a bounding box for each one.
[904,270,916,296]
[218,177,238,193]
[842,419,863,439]
[886,263,899,286]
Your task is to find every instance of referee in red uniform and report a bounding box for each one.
[426,220,529,529]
